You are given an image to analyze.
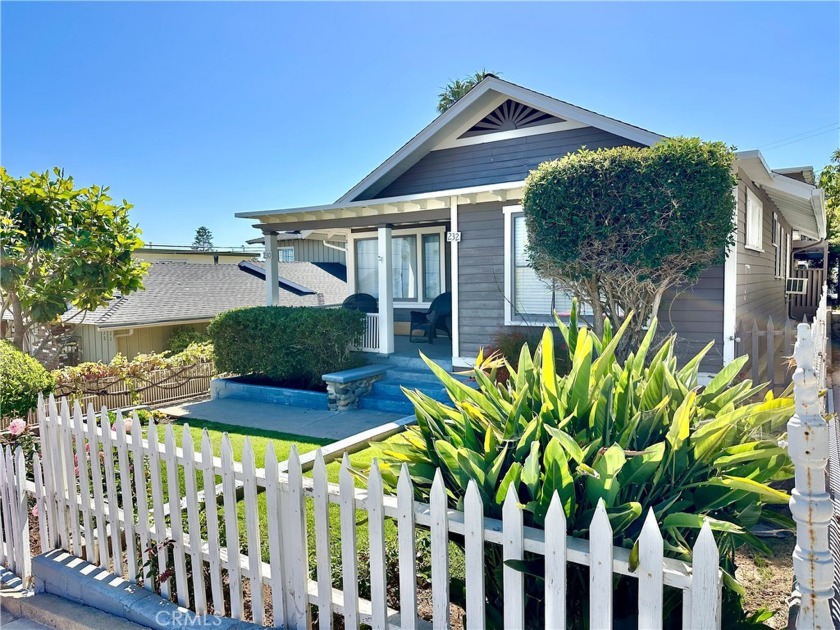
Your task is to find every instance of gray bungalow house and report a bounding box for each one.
[237,77,826,377]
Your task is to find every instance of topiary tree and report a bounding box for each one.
[0,340,54,418]
[522,137,737,354]
[0,167,148,354]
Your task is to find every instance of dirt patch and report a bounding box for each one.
[735,536,795,629]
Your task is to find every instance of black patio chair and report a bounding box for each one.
[342,293,378,313]
[410,292,452,344]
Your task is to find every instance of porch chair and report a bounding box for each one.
[342,293,378,313]
[410,292,452,344]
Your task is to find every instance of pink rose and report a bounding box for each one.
[8,419,26,437]
[85,443,91,454]
[74,453,79,466]
[31,505,38,518]
[123,418,134,434]
[74,465,79,477]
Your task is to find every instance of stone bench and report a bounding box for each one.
[322,364,388,411]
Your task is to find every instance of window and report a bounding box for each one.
[745,188,763,251]
[423,234,442,298]
[505,208,591,324]
[355,239,378,296]
[352,229,444,302]
[772,214,784,279]
[278,247,295,263]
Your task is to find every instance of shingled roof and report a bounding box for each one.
[67,261,347,329]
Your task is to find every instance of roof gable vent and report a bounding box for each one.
[460,99,564,138]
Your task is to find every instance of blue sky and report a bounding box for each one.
[2,2,838,246]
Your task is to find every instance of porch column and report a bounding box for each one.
[264,231,279,306]
[377,225,394,354]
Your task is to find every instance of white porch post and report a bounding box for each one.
[377,225,394,354]
[264,231,279,306]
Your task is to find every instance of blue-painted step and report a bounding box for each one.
[358,367,476,415]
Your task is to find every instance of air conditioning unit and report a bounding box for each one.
[785,277,808,295]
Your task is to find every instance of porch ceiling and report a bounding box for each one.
[236,181,524,232]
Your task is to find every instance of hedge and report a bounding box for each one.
[0,341,54,419]
[208,307,366,388]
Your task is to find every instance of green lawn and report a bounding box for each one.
[226,432,465,599]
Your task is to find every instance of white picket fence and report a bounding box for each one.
[0,395,726,628]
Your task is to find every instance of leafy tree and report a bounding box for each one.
[192,225,214,251]
[818,149,840,293]
[0,167,148,353]
[437,69,499,113]
[522,137,737,354]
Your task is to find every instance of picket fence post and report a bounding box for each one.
[788,322,834,628]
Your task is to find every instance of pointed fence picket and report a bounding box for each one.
[5,395,732,629]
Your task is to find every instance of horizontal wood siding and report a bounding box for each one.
[458,203,507,357]
[277,239,346,264]
[366,128,642,199]
[658,265,725,372]
[735,170,791,328]
[456,204,726,368]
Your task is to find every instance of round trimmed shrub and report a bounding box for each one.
[0,341,54,419]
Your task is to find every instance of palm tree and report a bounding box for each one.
[437,69,499,113]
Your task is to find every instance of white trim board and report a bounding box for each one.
[722,185,739,365]
[433,120,590,151]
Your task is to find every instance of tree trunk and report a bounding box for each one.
[10,294,27,350]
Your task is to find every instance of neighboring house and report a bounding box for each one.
[236,77,826,376]
[247,233,347,265]
[133,244,263,264]
[68,261,347,363]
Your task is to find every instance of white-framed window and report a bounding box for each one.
[348,226,446,305]
[772,213,784,279]
[745,188,763,251]
[503,206,592,325]
[278,247,295,263]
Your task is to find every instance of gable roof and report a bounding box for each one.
[337,76,665,203]
[66,261,348,330]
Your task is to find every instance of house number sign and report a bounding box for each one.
[446,231,462,243]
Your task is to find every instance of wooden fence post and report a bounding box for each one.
[788,323,834,628]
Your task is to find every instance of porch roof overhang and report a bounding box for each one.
[236,181,525,232]
[737,150,826,240]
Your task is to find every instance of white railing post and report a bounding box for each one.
[789,322,834,628]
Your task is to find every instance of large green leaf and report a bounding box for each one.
[662,512,744,534]
[585,443,626,507]
[699,355,749,402]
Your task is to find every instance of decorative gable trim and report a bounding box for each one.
[338,77,664,204]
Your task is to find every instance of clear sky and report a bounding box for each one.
[2,1,838,246]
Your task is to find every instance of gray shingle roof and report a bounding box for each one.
[66,262,347,329]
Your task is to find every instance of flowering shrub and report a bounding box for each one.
[1,419,39,471]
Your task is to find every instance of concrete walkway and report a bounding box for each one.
[160,397,408,441]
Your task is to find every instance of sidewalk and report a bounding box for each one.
[160,397,408,440]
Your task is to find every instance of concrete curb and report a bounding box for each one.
[31,551,264,629]
[2,567,147,630]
